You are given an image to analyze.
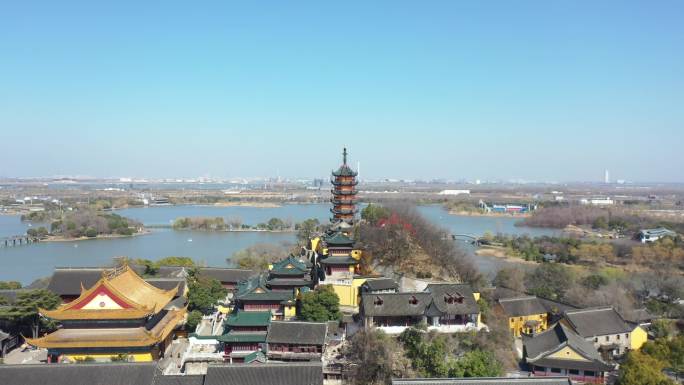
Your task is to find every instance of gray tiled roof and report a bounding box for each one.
[199,268,254,284]
[392,378,572,385]
[523,323,612,372]
[145,278,186,297]
[362,278,398,292]
[498,296,547,317]
[424,284,479,315]
[563,307,632,337]
[204,363,323,385]
[362,292,432,317]
[0,363,157,385]
[266,321,327,345]
[46,268,105,296]
[524,323,598,360]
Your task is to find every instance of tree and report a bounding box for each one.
[185,310,203,332]
[267,217,286,231]
[617,350,675,385]
[229,243,288,272]
[299,285,341,322]
[492,268,526,292]
[0,281,22,290]
[296,218,320,244]
[344,329,406,385]
[156,256,196,267]
[525,263,573,301]
[187,274,227,315]
[361,204,390,225]
[0,289,61,338]
[449,350,503,377]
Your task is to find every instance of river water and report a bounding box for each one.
[0,204,558,284]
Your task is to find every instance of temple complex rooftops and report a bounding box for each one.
[204,363,324,385]
[0,363,324,385]
[266,321,327,346]
[39,264,178,321]
[224,311,272,328]
[562,306,633,337]
[498,296,548,317]
[523,323,613,372]
[323,232,354,247]
[0,363,158,385]
[26,309,185,348]
[269,255,311,276]
[361,278,399,293]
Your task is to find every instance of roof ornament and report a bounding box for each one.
[343,147,348,165]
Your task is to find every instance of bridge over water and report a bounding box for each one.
[0,235,40,247]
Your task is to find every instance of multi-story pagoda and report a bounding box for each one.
[331,148,358,223]
[26,264,186,363]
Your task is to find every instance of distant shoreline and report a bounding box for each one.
[40,229,151,242]
[448,209,531,218]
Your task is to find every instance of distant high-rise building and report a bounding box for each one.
[604,169,610,184]
[330,148,358,223]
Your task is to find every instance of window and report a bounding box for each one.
[625,333,629,339]
[594,337,598,343]
[605,336,609,342]
[584,370,595,377]
[569,369,579,375]
[551,368,561,373]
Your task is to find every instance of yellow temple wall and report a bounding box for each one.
[284,305,297,319]
[65,352,154,362]
[327,278,367,308]
[507,313,548,337]
[548,346,588,361]
[630,325,648,350]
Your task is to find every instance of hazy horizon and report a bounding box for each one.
[2,1,683,182]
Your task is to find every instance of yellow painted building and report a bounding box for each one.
[497,296,549,337]
[26,264,186,363]
[629,325,648,350]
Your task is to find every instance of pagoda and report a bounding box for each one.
[26,264,186,363]
[330,148,358,223]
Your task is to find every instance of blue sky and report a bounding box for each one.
[1,1,682,182]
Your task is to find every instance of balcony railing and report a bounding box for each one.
[330,179,358,186]
[331,199,356,205]
[331,189,357,195]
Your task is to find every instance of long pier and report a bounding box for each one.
[1,235,40,248]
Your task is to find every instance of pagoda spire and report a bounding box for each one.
[330,147,358,223]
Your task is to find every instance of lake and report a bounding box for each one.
[0,204,557,284]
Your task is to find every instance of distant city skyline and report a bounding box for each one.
[1,1,683,182]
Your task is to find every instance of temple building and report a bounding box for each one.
[234,276,297,321]
[497,296,549,337]
[265,321,328,362]
[219,311,271,364]
[361,283,482,334]
[330,148,358,223]
[319,231,361,276]
[524,323,613,383]
[26,264,186,363]
[266,255,314,291]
